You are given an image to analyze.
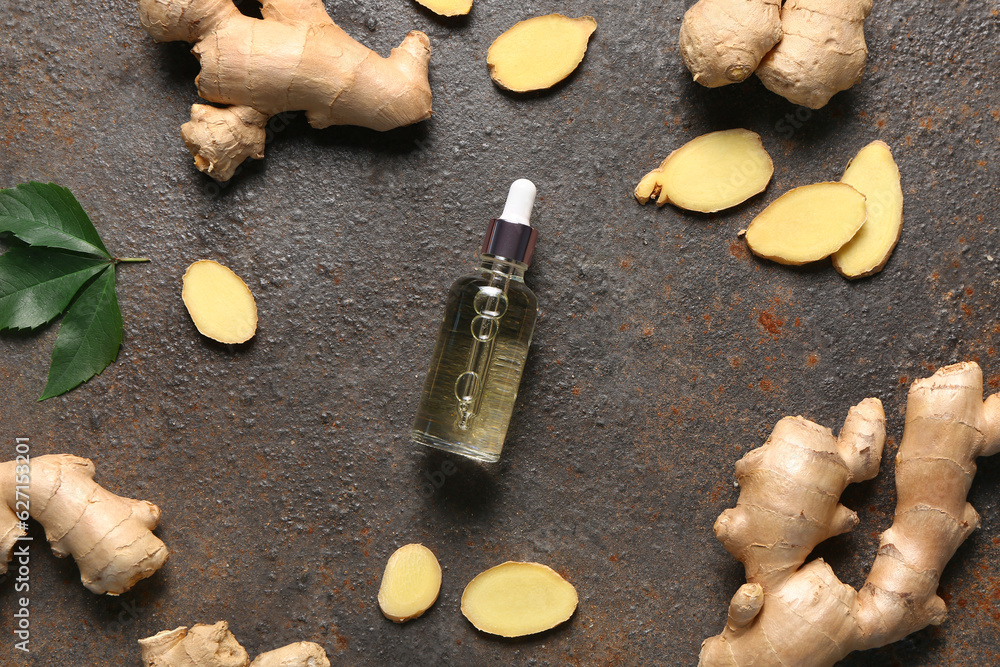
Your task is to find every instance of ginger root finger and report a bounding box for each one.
[413,0,472,17]
[744,182,867,265]
[832,141,904,279]
[461,561,578,637]
[487,14,596,93]
[140,621,331,667]
[0,454,168,596]
[679,0,782,87]
[182,260,258,345]
[138,0,433,180]
[377,543,442,622]
[635,129,773,212]
[755,0,873,109]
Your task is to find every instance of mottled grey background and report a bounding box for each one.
[1,0,999,665]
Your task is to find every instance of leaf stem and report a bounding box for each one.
[113,257,151,264]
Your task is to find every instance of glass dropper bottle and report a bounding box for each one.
[411,179,540,463]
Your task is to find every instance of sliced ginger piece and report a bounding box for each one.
[182,260,258,344]
[413,0,472,16]
[635,129,773,212]
[488,15,597,92]
[832,141,903,279]
[745,182,867,265]
[378,544,442,622]
[461,561,578,637]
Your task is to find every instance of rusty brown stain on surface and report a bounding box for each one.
[758,310,784,337]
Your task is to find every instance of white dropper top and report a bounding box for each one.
[499,178,537,226]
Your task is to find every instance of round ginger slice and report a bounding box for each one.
[378,544,442,623]
[461,561,578,637]
[634,129,773,212]
[745,182,867,265]
[832,141,904,279]
[413,0,472,16]
[182,260,257,344]
[487,15,597,93]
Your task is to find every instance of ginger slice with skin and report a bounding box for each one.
[461,561,578,637]
[0,454,168,596]
[700,362,1000,666]
[182,260,258,344]
[832,141,904,278]
[413,0,472,17]
[745,182,866,265]
[488,15,597,92]
[139,621,330,667]
[378,543,442,622]
[635,129,773,213]
[679,0,782,87]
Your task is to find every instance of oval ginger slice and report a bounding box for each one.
[461,561,578,637]
[635,129,773,212]
[413,0,472,16]
[378,544,442,623]
[182,260,257,344]
[488,15,597,92]
[745,182,867,265]
[832,141,904,278]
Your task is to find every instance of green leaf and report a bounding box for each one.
[0,248,110,330]
[39,266,123,401]
[0,182,112,258]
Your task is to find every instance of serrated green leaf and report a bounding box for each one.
[0,248,110,330]
[39,266,123,401]
[0,182,111,258]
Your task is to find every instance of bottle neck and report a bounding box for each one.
[478,255,527,282]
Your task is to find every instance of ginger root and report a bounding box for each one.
[635,129,773,212]
[487,15,597,93]
[832,141,904,278]
[744,182,866,265]
[679,0,782,87]
[700,362,1000,666]
[138,0,433,180]
[182,260,258,344]
[0,454,168,595]
[140,621,330,667]
[377,543,442,622]
[461,561,578,637]
[756,0,873,109]
[413,0,472,17]
[680,0,872,108]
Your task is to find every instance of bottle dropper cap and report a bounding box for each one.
[481,179,539,266]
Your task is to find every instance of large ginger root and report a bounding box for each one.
[679,0,782,87]
[700,361,1000,666]
[680,0,872,108]
[634,129,773,212]
[756,0,873,109]
[832,141,904,278]
[138,0,433,180]
[0,454,168,595]
[140,621,330,667]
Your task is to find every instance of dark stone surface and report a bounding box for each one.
[1,0,999,665]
